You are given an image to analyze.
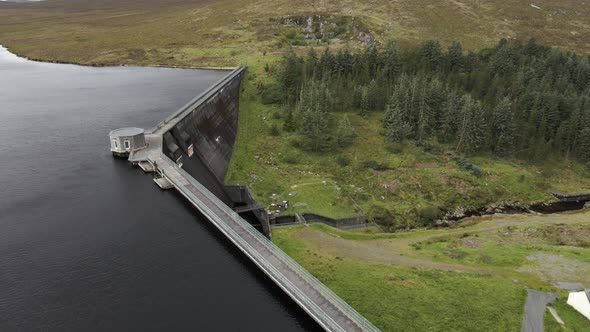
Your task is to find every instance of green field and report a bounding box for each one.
[273,211,590,331]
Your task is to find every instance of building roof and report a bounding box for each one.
[109,127,144,137]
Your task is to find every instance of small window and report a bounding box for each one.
[113,139,118,148]
[124,140,130,150]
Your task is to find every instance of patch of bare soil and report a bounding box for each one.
[518,253,590,285]
[457,237,482,248]
[293,227,485,273]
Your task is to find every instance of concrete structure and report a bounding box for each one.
[521,289,558,332]
[567,290,590,320]
[109,127,146,158]
[113,67,380,332]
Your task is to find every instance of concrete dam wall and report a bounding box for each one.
[158,67,270,235]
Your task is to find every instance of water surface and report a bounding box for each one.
[0,46,317,331]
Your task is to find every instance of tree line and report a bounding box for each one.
[270,38,590,162]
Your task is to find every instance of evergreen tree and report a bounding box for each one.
[306,47,318,78]
[335,115,357,148]
[492,97,515,156]
[418,40,443,71]
[281,49,303,105]
[276,38,590,163]
[359,86,369,117]
[283,109,297,132]
[318,47,334,77]
[455,95,487,154]
[299,103,333,152]
[439,89,463,142]
[488,41,516,77]
[383,41,401,81]
[383,99,412,142]
[578,126,590,161]
[446,41,464,72]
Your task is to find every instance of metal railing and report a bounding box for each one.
[148,67,246,135]
[157,152,380,332]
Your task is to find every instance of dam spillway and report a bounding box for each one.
[114,67,380,332]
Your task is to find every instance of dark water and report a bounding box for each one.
[0,46,317,331]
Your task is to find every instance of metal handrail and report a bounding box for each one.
[158,153,380,332]
[148,67,246,134]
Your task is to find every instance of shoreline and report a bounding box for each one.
[0,44,236,71]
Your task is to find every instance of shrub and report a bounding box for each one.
[416,206,444,226]
[385,141,403,154]
[336,155,351,167]
[453,155,482,177]
[283,155,298,164]
[367,205,397,228]
[361,160,390,171]
[269,123,280,136]
[260,84,283,104]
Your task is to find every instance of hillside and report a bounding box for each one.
[1,0,589,65]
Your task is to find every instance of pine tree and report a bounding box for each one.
[335,115,357,148]
[578,126,590,161]
[306,47,318,79]
[455,95,488,154]
[359,86,369,117]
[439,89,463,143]
[384,99,412,142]
[283,109,297,132]
[492,97,515,156]
[418,40,443,71]
[488,42,516,77]
[415,81,431,142]
[318,47,334,77]
[299,102,333,152]
[446,41,464,72]
[281,49,303,105]
[383,40,401,81]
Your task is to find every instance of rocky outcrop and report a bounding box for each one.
[437,199,588,226]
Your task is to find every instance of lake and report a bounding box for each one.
[0,46,317,331]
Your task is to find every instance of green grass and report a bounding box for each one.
[545,299,590,332]
[273,212,590,330]
[227,77,590,223]
[413,223,590,268]
[273,225,527,331]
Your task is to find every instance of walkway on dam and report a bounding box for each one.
[127,67,380,332]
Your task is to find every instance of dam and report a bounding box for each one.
[111,67,380,332]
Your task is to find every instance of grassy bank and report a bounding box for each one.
[273,211,590,331]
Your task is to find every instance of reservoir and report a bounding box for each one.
[0,46,317,331]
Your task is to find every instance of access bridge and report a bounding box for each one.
[117,66,380,332]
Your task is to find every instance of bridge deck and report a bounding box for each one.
[130,137,378,331]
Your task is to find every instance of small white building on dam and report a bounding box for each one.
[109,127,146,158]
